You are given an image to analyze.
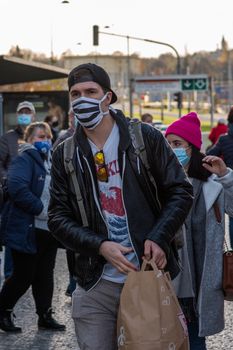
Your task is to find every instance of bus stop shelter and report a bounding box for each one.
[0,55,69,135]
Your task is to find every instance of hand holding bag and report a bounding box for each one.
[117,259,189,350]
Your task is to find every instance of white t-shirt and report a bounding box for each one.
[88,122,139,283]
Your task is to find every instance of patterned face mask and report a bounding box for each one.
[71,93,109,130]
[34,141,52,154]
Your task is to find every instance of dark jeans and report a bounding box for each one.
[179,298,206,350]
[65,249,76,294]
[4,246,13,279]
[66,249,75,277]
[0,228,57,315]
[188,319,206,350]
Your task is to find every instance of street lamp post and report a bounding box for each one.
[144,38,180,75]
[94,26,181,117]
[126,36,134,117]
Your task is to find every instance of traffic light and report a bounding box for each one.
[173,92,182,109]
[93,25,99,46]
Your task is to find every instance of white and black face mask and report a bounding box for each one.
[71,93,109,130]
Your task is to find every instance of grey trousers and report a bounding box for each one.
[72,279,123,350]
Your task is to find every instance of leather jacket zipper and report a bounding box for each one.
[83,156,109,291]
[121,151,140,267]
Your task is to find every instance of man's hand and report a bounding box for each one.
[99,241,138,274]
[143,240,167,269]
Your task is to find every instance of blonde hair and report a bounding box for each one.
[24,122,52,142]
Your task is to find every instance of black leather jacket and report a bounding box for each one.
[207,125,233,168]
[48,110,193,290]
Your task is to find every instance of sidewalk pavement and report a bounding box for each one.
[0,248,233,349]
[207,301,233,349]
[0,248,78,350]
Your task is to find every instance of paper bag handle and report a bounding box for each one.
[141,259,181,310]
[141,259,161,273]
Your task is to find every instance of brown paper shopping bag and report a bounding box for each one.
[117,260,189,350]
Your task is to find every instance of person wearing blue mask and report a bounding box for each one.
[0,122,65,332]
[0,101,36,287]
[0,101,36,183]
[165,112,233,350]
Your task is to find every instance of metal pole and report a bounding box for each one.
[99,31,181,75]
[144,38,181,74]
[209,76,214,128]
[99,30,181,118]
[127,36,133,117]
[228,50,233,109]
[161,93,164,121]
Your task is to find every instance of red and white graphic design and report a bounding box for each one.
[100,186,125,217]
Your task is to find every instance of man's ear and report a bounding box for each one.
[106,91,112,104]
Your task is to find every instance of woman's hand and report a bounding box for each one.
[202,155,228,177]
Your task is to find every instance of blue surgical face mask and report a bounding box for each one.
[17,114,32,126]
[34,141,52,154]
[173,147,191,167]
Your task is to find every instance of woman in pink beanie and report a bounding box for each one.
[165,112,233,349]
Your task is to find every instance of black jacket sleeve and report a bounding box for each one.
[48,144,107,256]
[206,138,222,156]
[0,134,9,182]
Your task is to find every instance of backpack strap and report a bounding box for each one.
[128,120,157,191]
[63,137,88,227]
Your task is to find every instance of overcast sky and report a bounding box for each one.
[1,0,233,58]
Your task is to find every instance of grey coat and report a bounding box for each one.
[173,169,233,337]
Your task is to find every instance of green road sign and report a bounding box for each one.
[182,78,208,91]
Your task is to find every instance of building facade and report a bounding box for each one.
[63,53,144,99]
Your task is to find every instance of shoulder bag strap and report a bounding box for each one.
[63,137,88,227]
[128,120,157,190]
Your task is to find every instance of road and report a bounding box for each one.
[114,102,224,124]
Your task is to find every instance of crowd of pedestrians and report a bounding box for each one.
[0,63,233,350]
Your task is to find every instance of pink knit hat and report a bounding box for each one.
[165,112,202,149]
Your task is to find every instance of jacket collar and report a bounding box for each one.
[23,148,46,169]
[14,125,24,137]
[73,109,132,157]
[202,175,222,212]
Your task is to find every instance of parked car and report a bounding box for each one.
[152,120,168,132]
